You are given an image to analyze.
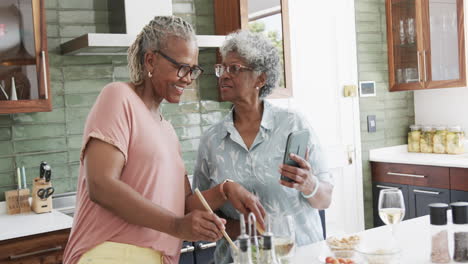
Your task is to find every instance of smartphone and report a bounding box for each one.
[281,130,310,183]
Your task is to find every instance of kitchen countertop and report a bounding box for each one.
[295,212,453,263]
[0,201,73,241]
[369,144,468,168]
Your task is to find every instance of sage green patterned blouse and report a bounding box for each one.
[193,100,333,264]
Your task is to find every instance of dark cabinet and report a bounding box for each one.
[408,186,450,218]
[194,241,216,264]
[372,182,410,227]
[179,242,195,264]
[371,162,467,227]
[179,241,216,264]
[451,190,468,203]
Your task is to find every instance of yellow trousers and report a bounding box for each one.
[78,241,164,264]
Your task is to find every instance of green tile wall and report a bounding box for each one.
[354,0,415,228]
[0,0,230,201]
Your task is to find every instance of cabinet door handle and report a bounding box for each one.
[376,185,400,189]
[422,50,427,82]
[198,242,217,250]
[10,246,62,260]
[413,189,440,195]
[41,51,48,99]
[180,245,195,254]
[387,172,425,178]
[417,51,422,82]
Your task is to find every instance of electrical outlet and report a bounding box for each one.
[367,115,376,133]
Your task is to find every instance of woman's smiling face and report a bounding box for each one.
[150,36,198,103]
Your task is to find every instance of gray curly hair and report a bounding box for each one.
[127,16,196,85]
[220,30,281,98]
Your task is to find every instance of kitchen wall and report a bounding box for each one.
[414,88,468,132]
[0,0,230,201]
[354,0,415,228]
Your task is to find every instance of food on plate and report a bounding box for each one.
[326,235,360,257]
[356,248,399,264]
[326,235,360,249]
[325,256,355,264]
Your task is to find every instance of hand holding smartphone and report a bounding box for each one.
[281,130,310,183]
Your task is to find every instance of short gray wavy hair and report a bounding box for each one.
[220,30,281,98]
[127,16,196,85]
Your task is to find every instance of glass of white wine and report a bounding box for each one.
[272,215,295,264]
[378,188,405,237]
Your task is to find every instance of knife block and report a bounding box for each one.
[5,189,31,215]
[32,178,53,214]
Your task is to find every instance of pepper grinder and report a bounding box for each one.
[429,203,451,263]
[451,202,468,263]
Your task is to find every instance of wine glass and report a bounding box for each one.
[378,188,405,237]
[271,215,295,263]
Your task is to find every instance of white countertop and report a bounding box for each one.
[0,202,73,241]
[294,213,454,263]
[369,144,468,168]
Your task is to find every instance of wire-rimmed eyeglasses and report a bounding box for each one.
[154,50,204,80]
[214,64,253,78]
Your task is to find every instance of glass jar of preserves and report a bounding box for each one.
[421,126,435,153]
[433,126,447,154]
[408,125,421,152]
[446,126,465,154]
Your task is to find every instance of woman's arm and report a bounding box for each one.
[85,138,225,242]
[185,176,266,229]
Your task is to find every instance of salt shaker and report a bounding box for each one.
[430,203,451,263]
[451,202,468,263]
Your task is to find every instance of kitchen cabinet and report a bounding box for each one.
[0,229,70,264]
[179,241,216,264]
[371,162,467,227]
[193,241,216,264]
[0,0,51,114]
[385,0,466,91]
[451,190,468,202]
[408,185,450,218]
[179,242,195,264]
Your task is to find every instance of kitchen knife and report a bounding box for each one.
[21,166,27,189]
[39,161,47,180]
[44,165,51,182]
[16,167,21,190]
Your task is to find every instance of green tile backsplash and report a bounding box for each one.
[354,0,415,228]
[0,0,230,201]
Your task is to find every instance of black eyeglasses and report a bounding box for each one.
[154,50,204,80]
[214,63,253,78]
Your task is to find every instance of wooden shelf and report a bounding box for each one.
[0,58,36,66]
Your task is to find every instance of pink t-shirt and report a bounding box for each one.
[63,82,186,264]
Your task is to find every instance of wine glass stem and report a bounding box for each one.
[391,224,398,239]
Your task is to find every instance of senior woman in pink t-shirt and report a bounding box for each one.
[63,16,265,264]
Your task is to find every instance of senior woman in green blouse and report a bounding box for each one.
[193,30,334,264]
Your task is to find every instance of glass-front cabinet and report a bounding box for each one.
[386,0,466,91]
[0,0,51,114]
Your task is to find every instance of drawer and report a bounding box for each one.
[0,229,70,263]
[450,168,468,192]
[371,162,449,189]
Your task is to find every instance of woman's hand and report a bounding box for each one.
[175,210,226,242]
[224,182,266,229]
[279,153,317,195]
